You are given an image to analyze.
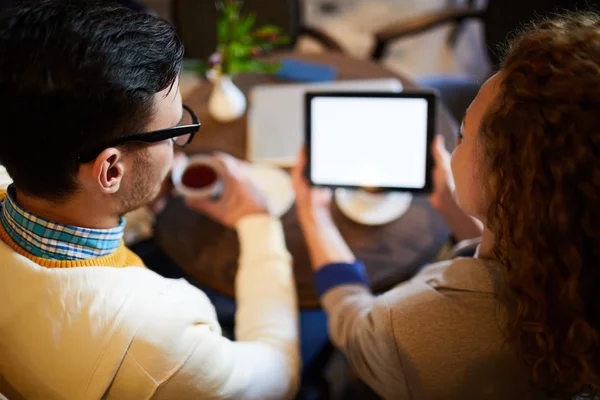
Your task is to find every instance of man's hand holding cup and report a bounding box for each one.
[172,152,270,228]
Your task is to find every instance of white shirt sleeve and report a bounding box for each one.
[108,216,300,400]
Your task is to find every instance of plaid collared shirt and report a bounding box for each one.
[0,186,125,260]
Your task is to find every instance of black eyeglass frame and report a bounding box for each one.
[77,104,201,163]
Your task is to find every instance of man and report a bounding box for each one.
[0,2,299,399]
[0,0,154,13]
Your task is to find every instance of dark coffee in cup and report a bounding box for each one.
[173,155,223,200]
[181,165,218,189]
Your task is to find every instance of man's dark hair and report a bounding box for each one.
[0,0,184,200]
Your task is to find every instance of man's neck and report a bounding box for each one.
[15,191,120,230]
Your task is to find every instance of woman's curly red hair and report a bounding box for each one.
[480,13,600,398]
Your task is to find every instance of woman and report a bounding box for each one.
[293,12,600,399]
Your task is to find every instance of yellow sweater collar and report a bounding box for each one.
[0,190,145,268]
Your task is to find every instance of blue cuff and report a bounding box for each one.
[314,261,369,297]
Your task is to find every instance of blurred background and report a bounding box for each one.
[143,0,490,82]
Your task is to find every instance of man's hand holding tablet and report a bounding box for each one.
[304,92,437,193]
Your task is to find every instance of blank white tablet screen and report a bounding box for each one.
[310,96,429,188]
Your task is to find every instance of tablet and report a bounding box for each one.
[305,92,436,193]
[248,79,403,166]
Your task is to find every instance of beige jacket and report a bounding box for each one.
[323,257,544,399]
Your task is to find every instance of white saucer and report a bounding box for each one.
[335,189,413,226]
[248,164,295,218]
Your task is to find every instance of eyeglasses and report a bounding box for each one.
[77,104,201,163]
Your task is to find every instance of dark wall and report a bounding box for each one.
[485,0,600,67]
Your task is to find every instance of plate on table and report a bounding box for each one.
[335,189,413,226]
[248,164,295,218]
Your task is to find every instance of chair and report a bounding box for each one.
[371,0,600,67]
[171,0,345,59]
[369,0,600,123]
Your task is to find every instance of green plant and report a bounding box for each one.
[189,0,290,78]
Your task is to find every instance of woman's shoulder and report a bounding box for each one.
[374,257,511,347]
[374,257,510,334]
[416,257,506,295]
[377,257,524,398]
[374,257,507,316]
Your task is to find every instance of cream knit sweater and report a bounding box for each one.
[0,215,299,400]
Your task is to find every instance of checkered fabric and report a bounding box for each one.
[0,186,124,260]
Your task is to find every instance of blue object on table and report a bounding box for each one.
[276,58,338,82]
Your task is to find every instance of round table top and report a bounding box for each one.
[155,52,456,309]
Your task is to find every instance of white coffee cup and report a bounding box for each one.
[172,154,224,200]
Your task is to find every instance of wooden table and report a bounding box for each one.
[155,52,457,309]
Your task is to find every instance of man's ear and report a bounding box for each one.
[92,148,125,194]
